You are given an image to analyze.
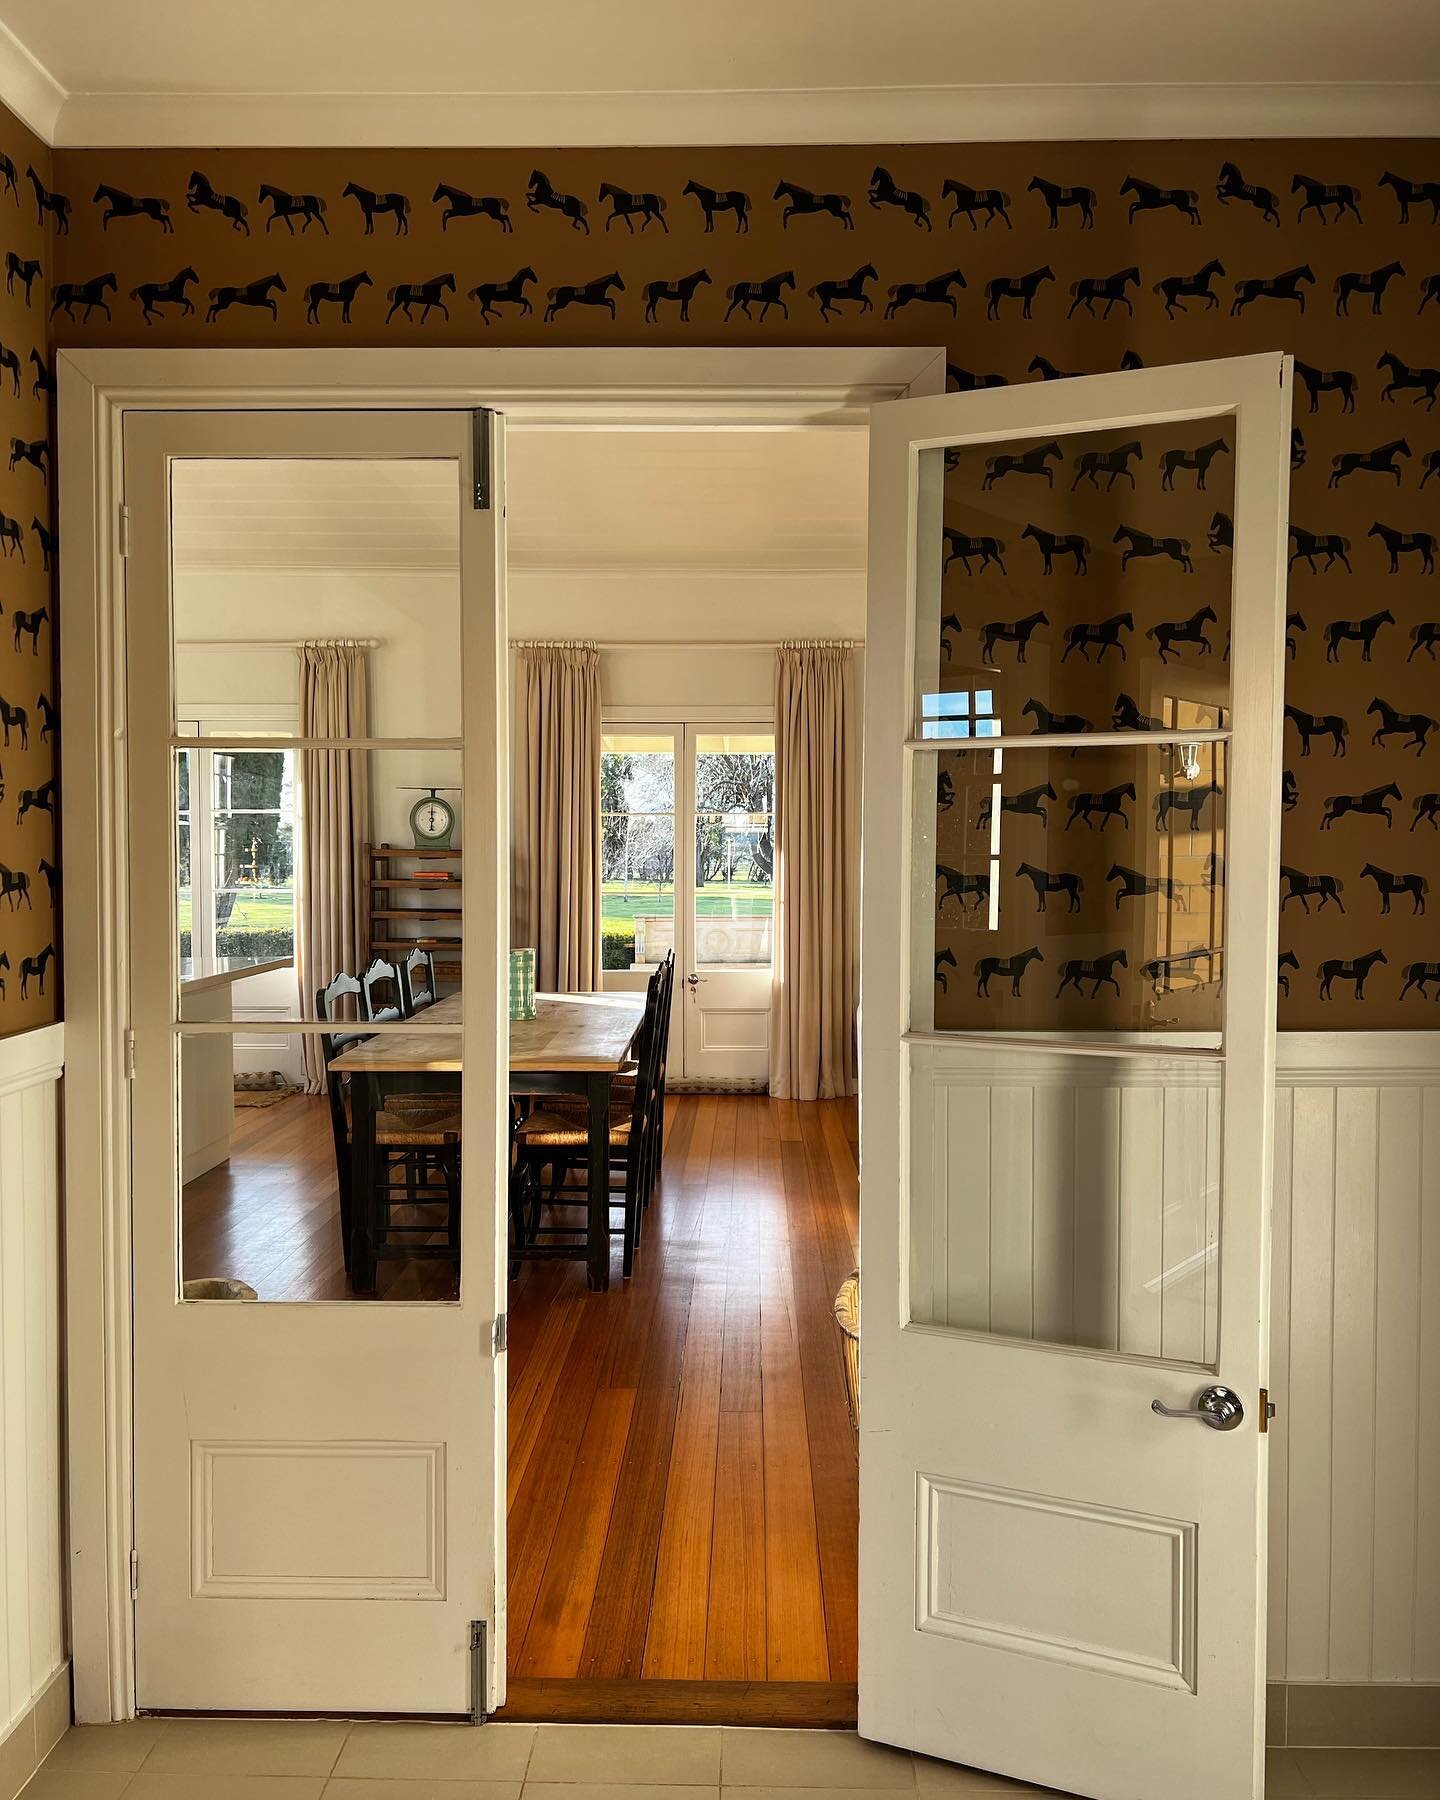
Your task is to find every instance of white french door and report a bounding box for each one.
[125,410,508,1713]
[859,357,1292,1799]
[602,719,773,1083]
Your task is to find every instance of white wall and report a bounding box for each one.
[0,1025,66,1742]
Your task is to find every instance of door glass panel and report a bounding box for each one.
[693,731,775,968]
[601,732,676,971]
[907,1039,1219,1367]
[914,424,1234,739]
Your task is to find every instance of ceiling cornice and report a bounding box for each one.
[40,79,1440,150]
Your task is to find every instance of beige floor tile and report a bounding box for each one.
[1267,1750,1316,1798]
[323,1782,521,1800]
[720,1730,915,1790]
[527,1726,721,1786]
[141,1721,347,1779]
[126,1777,325,1800]
[43,1723,168,1774]
[913,1755,1069,1795]
[1292,1749,1440,1797]
[332,1723,535,1783]
[35,1674,75,1763]
[16,1772,134,1800]
[524,1788,719,1800]
[0,1713,37,1800]
[726,1790,936,1800]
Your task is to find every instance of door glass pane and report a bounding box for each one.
[601,732,676,971]
[908,1039,1219,1367]
[914,423,1234,738]
[693,731,775,968]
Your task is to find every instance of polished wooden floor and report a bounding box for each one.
[182,1091,860,1699]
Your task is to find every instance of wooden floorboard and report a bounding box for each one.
[181,1088,859,1721]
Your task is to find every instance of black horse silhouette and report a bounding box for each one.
[1293,174,1364,223]
[724,271,795,322]
[1422,275,1440,314]
[1280,866,1345,913]
[259,185,327,234]
[936,864,991,914]
[1289,526,1353,573]
[1377,352,1440,410]
[1112,694,1164,732]
[0,697,27,748]
[1208,511,1234,553]
[1028,177,1095,228]
[943,530,1005,574]
[1146,607,1217,662]
[1423,450,1440,488]
[1142,949,1217,995]
[0,153,13,198]
[1399,960,1440,999]
[1321,782,1402,829]
[941,180,1011,229]
[934,948,957,993]
[38,860,57,904]
[545,272,624,321]
[1293,427,1308,469]
[1318,949,1387,1000]
[1325,608,1395,661]
[1056,949,1127,998]
[4,254,40,303]
[26,168,68,233]
[985,266,1053,319]
[7,439,47,482]
[683,181,750,233]
[1116,526,1194,574]
[186,171,249,233]
[976,947,1044,998]
[977,783,1057,830]
[206,273,285,322]
[18,944,54,1000]
[131,266,199,323]
[1156,781,1220,832]
[1023,525,1088,576]
[1362,863,1427,914]
[983,441,1062,488]
[1066,783,1134,830]
[12,606,48,653]
[526,170,588,233]
[93,183,172,231]
[1294,361,1358,414]
[1071,441,1141,490]
[36,694,56,739]
[16,779,54,824]
[1283,769,1300,810]
[979,612,1048,662]
[1278,951,1300,996]
[1022,699,1091,737]
[468,268,536,323]
[432,184,510,231]
[773,180,850,228]
[1379,172,1440,223]
[1067,267,1139,318]
[384,273,455,323]
[50,274,117,322]
[808,265,876,320]
[1161,438,1229,491]
[1109,864,1185,908]
[1368,521,1436,574]
[1121,176,1201,223]
[1285,610,1308,658]
[1015,864,1082,912]
[1285,704,1349,757]
[868,167,931,229]
[1059,614,1131,663]
[1231,266,1314,314]
[305,271,372,324]
[344,183,409,235]
[947,364,1006,392]
[0,864,30,911]
[1329,440,1410,485]
[1415,794,1440,831]
[1154,259,1225,316]
[600,183,668,233]
[1368,696,1438,754]
[0,511,23,559]
[1408,622,1440,662]
[1335,262,1405,315]
[644,270,710,323]
[1217,162,1280,225]
[885,269,966,318]
[1028,355,1083,381]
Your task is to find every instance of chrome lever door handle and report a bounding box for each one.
[1151,1384,1245,1431]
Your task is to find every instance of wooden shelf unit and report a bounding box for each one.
[365,843,463,989]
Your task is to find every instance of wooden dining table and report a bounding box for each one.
[330,990,646,1292]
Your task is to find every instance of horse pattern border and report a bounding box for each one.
[6,133,1439,1029]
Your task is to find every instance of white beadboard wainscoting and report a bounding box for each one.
[909,1030,1440,1690]
[0,1023,67,1755]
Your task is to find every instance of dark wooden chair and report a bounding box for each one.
[316,970,367,1273]
[400,946,438,1016]
[360,955,405,1023]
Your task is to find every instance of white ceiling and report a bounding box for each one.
[4,0,1437,146]
[169,431,869,577]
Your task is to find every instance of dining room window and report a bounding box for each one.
[601,731,677,971]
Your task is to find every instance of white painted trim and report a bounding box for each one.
[0,1024,63,1098]
[0,17,65,146]
[45,81,1440,149]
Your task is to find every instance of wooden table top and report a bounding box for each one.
[328,990,644,1076]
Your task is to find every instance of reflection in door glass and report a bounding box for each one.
[693,732,775,968]
[601,733,676,972]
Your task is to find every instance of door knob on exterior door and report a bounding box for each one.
[686,973,702,991]
[1151,1384,1246,1430]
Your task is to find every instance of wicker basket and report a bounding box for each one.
[833,1269,859,1433]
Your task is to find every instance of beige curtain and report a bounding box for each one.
[512,641,602,992]
[770,642,858,1101]
[296,642,371,1093]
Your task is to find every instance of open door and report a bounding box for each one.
[859,357,1291,1800]
[124,409,508,1714]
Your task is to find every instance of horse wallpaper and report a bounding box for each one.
[5,130,1438,1030]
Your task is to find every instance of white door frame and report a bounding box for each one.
[58,343,942,1723]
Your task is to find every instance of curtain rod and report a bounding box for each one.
[509,637,862,652]
[175,637,382,649]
